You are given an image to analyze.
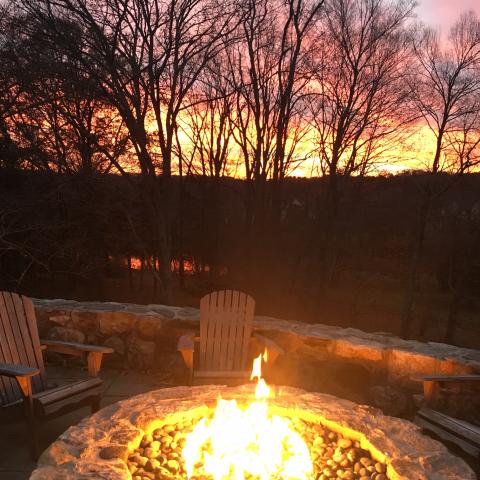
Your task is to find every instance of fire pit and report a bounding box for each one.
[29,386,475,480]
[127,354,387,480]
[30,360,475,480]
[129,410,386,479]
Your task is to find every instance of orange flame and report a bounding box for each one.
[251,350,270,399]
[182,350,313,479]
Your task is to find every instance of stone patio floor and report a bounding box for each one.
[0,365,178,480]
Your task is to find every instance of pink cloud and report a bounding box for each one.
[416,0,480,30]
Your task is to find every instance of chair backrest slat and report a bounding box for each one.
[199,290,255,372]
[199,294,209,369]
[17,294,46,391]
[218,290,233,371]
[237,294,254,370]
[225,290,240,371]
[0,297,21,404]
[0,292,46,405]
[204,290,220,370]
[210,289,226,370]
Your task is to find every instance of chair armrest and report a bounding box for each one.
[41,339,114,355]
[177,335,197,385]
[177,334,195,352]
[0,363,40,378]
[413,375,480,383]
[412,375,480,406]
[252,333,284,365]
[0,363,38,398]
[41,340,113,377]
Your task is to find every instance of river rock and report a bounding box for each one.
[128,335,156,369]
[99,311,137,335]
[135,316,164,340]
[72,310,99,333]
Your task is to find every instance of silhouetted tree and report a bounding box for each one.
[0,6,28,170]
[401,12,480,337]
[19,0,237,302]
[177,53,237,280]
[306,0,415,297]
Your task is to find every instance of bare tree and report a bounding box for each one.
[9,53,129,175]
[401,12,480,337]
[217,0,323,298]
[18,0,236,301]
[444,94,480,173]
[271,0,324,182]
[180,56,236,179]
[411,14,480,175]
[0,5,29,170]
[184,52,240,267]
[307,0,415,290]
[143,0,238,295]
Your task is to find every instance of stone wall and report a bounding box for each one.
[34,298,480,388]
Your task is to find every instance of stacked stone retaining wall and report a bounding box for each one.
[33,298,480,388]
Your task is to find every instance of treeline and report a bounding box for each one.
[2,170,480,345]
[0,0,480,341]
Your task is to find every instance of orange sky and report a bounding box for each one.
[284,125,438,177]
[126,1,480,180]
[165,122,441,178]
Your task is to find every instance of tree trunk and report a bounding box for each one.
[324,172,340,285]
[178,156,186,290]
[127,255,134,291]
[207,176,221,281]
[140,255,144,288]
[314,171,340,295]
[445,289,461,343]
[145,172,172,304]
[400,188,432,338]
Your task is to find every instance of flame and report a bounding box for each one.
[250,351,270,399]
[182,351,313,479]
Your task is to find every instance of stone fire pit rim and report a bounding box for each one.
[30,384,475,480]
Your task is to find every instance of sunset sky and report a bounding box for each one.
[361,1,480,176]
[416,0,480,29]
[287,2,480,177]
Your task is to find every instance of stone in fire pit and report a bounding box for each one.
[129,415,388,479]
[30,385,475,480]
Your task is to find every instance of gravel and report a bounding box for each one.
[127,412,388,480]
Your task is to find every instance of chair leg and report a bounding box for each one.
[23,396,40,461]
[178,348,194,386]
[423,380,439,406]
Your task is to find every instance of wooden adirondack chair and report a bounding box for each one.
[0,291,113,459]
[177,290,283,385]
[414,374,480,459]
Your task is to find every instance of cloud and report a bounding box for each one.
[416,0,480,30]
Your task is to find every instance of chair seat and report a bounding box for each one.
[415,408,480,459]
[33,377,103,416]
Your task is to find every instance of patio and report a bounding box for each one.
[2,296,480,479]
[2,365,479,479]
[0,365,177,480]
